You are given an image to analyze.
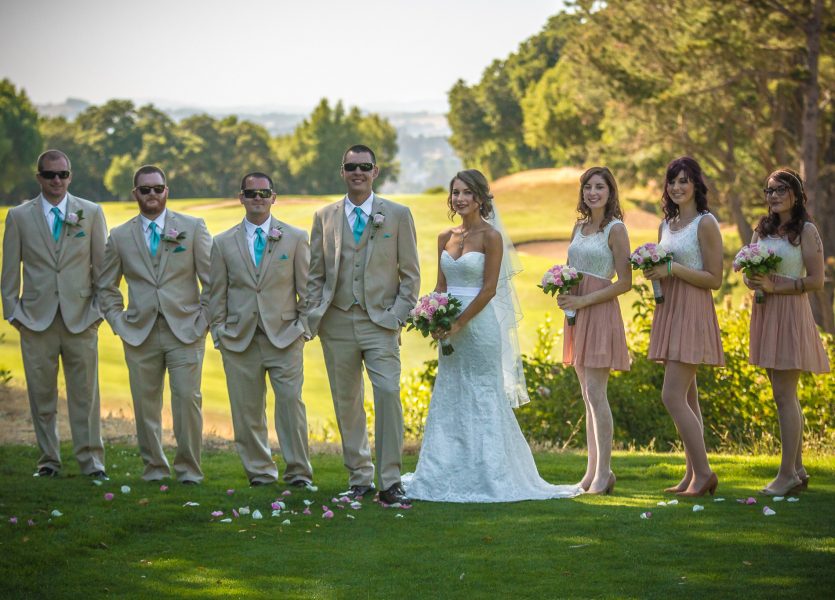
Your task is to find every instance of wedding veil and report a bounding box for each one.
[486,208,531,409]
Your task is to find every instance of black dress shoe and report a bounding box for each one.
[35,466,58,478]
[289,479,312,488]
[181,479,198,486]
[249,479,275,487]
[89,470,109,481]
[379,483,409,505]
[340,484,375,500]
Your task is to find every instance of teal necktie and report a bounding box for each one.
[149,222,160,257]
[352,207,366,243]
[254,227,266,266]
[51,207,63,242]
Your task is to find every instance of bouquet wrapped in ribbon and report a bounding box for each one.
[630,243,673,303]
[733,243,782,304]
[539,265,584,325]
[406,292,463,355]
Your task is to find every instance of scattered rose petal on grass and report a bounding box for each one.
[105,493,115,501]
[303,499,313,506]
[322,511,334,519]
[120,485,131,494]
[271,510,282,517]
[693,505,704,512]
[159,485,168,492]
[304,483,319,492]
[331,497,340,504]
[713,498,725,502]
[763,506,776,516]
[220,518,232,523]
[339,496,352,504]
[640,512,652,519]
[92,480,103,486]
[657,501,667,507]
[252,510,263,520]
[239,506,250,515]
[321,505,329,512]
[138,498,150,506]
[211,511,224,518]
[350,502,362,510]
[303,508,311,515]
[346,514,356,520]
[666,500,679,506]
[232,509,239,518]
[50,510,63,517]
[271,502,281,511]
[28,519,35,526]
[282,490,292,496]
[9,517,18,524]
[226,489,235,496]
[401,504,412,510]
[183,501,199,507]
[395,513,404,519]
[746,497,757,505]
[774,496,785,502]
[282,519,291,525]
[787,497,800,503]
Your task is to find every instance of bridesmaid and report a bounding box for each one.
[745,168,829,496]
[558,167,631,495]
[645,156,724,497]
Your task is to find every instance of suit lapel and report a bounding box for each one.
[332,202,343,274]
[234,222,258,283]
[31,197,57,262]
[259,217,279,275]
[364,196,383,271]
[55,195,77,265]
[131,216,156,279]
[156,212,173,277]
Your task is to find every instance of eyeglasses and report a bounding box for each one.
[241,188,273,199]
[342,162,374,172]
[135,185,166,195]
[38,170,71,180]
[763,185,790,197]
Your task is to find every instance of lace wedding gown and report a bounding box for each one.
[402,251,583,502]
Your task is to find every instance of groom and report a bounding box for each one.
[308,144,420,504]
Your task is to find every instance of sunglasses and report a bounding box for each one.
[135,185,166,195]
[763,185,790,197]
[38,170,71,180]
[342,162,374,172]
[241,188,273,199]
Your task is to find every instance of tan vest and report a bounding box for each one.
[332,212,370,311]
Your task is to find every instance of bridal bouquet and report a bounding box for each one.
[539,265,583,325]
[406,292,463,355]
[733,243,782,304]
[630,243,673,304]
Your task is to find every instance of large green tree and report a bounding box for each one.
[0,79,42,199]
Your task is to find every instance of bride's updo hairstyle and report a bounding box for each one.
[577,166,623,231]
[447,169,495,220]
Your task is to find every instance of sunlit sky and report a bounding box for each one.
[1,0,565,113]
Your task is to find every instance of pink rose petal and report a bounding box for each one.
[322,511,334,519]
[159,485,168,492]
[282,490,292,496]
[104,493,114,501]
[211,511,224,518]
[640,512,652,519]
[303,508,311,515]
[763,506,776,516]
[28,519,35,526]
[232,509,239,518]
[226,489,235,495]
[9,517,18,524]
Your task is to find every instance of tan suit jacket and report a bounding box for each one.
[2,194,107,332]
[209,217,310,351]
[98,211,211,345]
[307,196,420,335]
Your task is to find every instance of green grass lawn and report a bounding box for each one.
[0,445,832,598]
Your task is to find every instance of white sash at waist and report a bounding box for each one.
[446,286,481,297]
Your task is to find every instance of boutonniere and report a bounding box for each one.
[267,226,283,242]
[371,212,385,228]
[64,210,86,236]
[162,228,187,252]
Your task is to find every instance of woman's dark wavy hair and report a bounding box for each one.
[754,168,811,246]
[662,156,710,221]
[577,166,624,231]
[447,169,494,220]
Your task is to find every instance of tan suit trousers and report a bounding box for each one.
[320,304,403,490]
[220,334,312,485]
[19,312,105,474]
[122,317,204,482]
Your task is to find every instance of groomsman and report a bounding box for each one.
[98,165,210,484]
[307,144,420,504]
[209,172,314,487]
[1,149,108,478]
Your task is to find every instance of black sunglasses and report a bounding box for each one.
[342,162,374,172]
[241,188,273,199]
[38,170,71,180]
[135,185,166,195]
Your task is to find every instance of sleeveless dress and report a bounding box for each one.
[563,219,630,370]
[402,250,583,502]
[749,231,830,373]
[647,213,725,366]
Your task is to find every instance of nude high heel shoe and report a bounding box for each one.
[586,472,616,495]
[760,476,802,497]
[676,472,718,497]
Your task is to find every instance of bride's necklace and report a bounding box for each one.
[458,227,471,250]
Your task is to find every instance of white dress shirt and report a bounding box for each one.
[41,194,69,231]
[344,193,374,229]
[243,216,272,265]
[139,209,168,251]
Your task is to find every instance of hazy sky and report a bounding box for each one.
[0,0,565,113]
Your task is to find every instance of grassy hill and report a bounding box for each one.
[0,169,664,436]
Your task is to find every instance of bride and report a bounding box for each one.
[402,170,582,502]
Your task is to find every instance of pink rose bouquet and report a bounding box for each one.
[538,265,584,325]
[406,291,463,355]
[733,243,782,304]
[630,242,673,303]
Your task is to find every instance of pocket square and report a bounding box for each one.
[73,231,86,238]
[173,246,186,253]
[280,254,289,260]
[384,233,392,238]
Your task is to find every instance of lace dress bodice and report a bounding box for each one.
[660,213,714,270]
[758,235,805,278]
[567,219,623,280]
[402,249,582,502]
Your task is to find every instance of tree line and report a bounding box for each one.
[0,83,398,202]
[447,0,834,329]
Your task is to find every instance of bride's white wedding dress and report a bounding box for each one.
[402,250,583,502]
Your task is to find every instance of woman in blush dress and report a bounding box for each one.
[745,168,829,496]
[644,157,724,497]
[557,167,631,494]
[402,169,582,503]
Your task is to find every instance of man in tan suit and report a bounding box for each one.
[2,149,108,478]
[308,144,420,504]
[98,165,210,484]
[210,172,314,487]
